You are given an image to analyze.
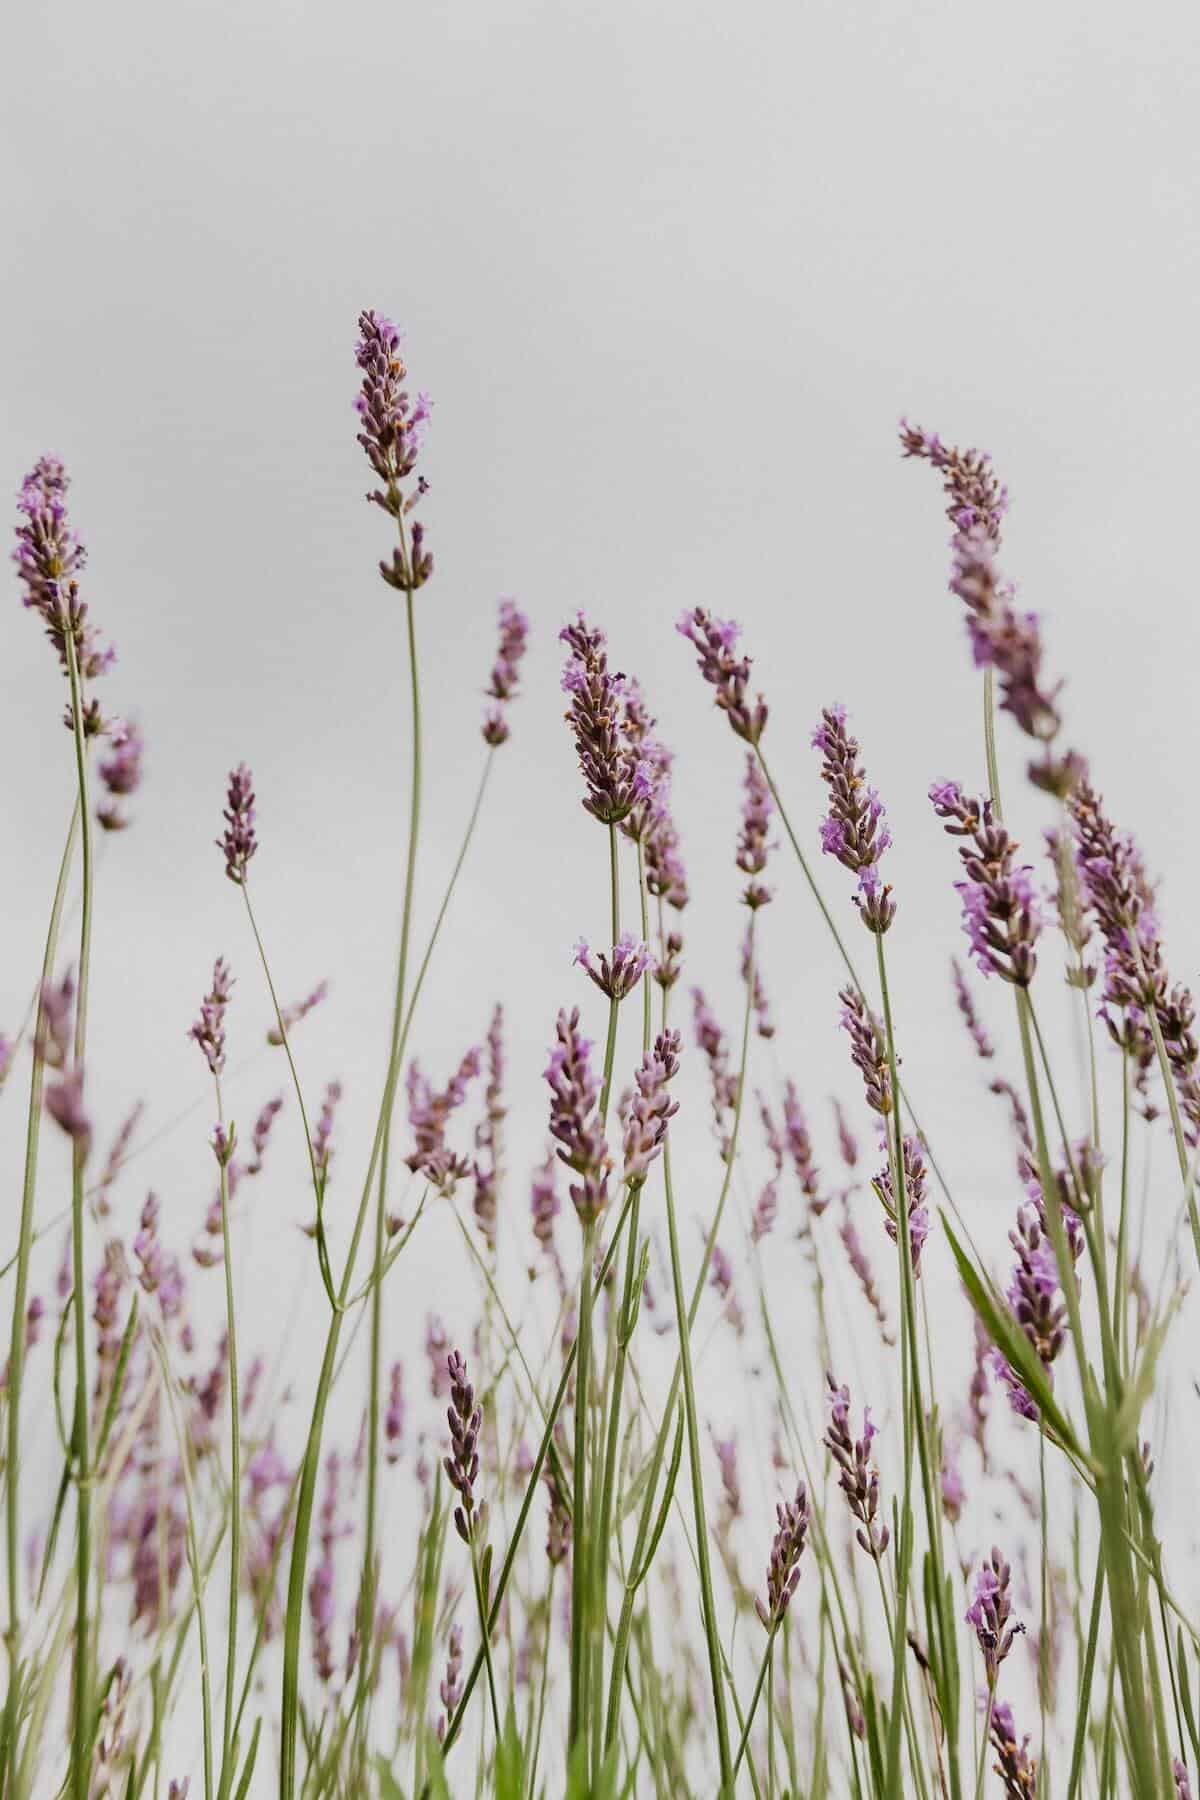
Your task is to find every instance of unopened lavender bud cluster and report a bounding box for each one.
[219,764,257,885]
[755,1481,809,1630]
[676,608,767,745]
[838,986,892,1116]
[482,596,530,745]
[871,1133,930,1273]
[97,717,145,831]
[545,1008,610,1225]
[930,784,1041,986]
[991,1192,1079,1421]
[988,1700,1038,1798]
[824,1375,889,1560]
[355,310,432,589]
[812,704,894,931]
[443,1349,486,1546]
[622,1030,681,1184]
[736,752,774,908]
[189,958,233,1076]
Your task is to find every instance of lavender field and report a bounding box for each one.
[4,4,1200,1797]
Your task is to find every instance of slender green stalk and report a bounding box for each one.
[1,801,77,1792]
[568,1216,597,1762]
[215,1080,241,1800]
[63,629,96,1800]
[733,1629,776,1777]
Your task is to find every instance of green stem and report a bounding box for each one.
[1,802,78,1792]
[733,1630,776,1778]
[568,1217,597,1762]
[63,630,95,1800]
[216,1082,241,1800]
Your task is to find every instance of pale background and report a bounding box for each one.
[3,0,1199,1783]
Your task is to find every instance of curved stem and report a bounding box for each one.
[1,801,78,1791]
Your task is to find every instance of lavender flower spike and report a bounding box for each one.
[482,596,530,745]
[355,310,433,587]
[871,1133,931,1274]
[676,607,768,744]
[14,457,115,685]
[988,1700,1037,1798]
[574,933,651,1002]
[623,1030,682,1184]
[443,1349,486,1546]
[812,704,894,932]
[736,752,774,908]
[824,1375,889,1560]
[838,986,892,1116]
[219,764,257,885]
[545,1008,611,1225]
[97,718,145,831]
[965,1547,1025,1684]
[189,958,234,1076]
[930,783,1041,986]
[559,614,650,825]
[755,1482,809,1630]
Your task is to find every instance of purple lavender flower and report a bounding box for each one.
[530,1145,562,1278]
[1174,1759,1194,1800]
[871,1133,930,1274]
[97,718,144,831]
[560,615,650,825]
[839,1207,894,1345]
[472,1005,505,1250]
[267,980,328,1046]
[676,608,767,745]
[311,1080,343,1185]
[14,457,115,685]
[545,1009,610,1225]
[45,1067,92,1159]
[355,311,433,588]
[622,1030,681,1184]
[838,986,892,1116]
[308,1451,345,1686]
[750,1178,778,1243]
[218,764,257,886]
[966,1548,1024,1685]
[833,1097,859,1169]
[930,784,1042,986]
[754,1482,809,1630]
[639,734,689,909]
[782,1080,823,1212]
[737,752,774,909]
[990,1192,1080,1421]
[741,928,774,1039]
[244,1095,284,1176]
[812,705,894,931]
[824,1375,889,1560]
[988,1699,1037,1798]
[898,422,1008,541]
[444,1350,486,1546]
[692,988,739,1158]
[951,956,994,1060]
[437,1623,463,1742]
[482,597,530,745]
[709,1242,745,1336]
[189,958,233,1077]
[712,1431,742,1524]
[940,1443,965,1523]
[385,1361,405,1465]
[654,930,684,992]
[574,933,651,1002]
[406,1047,481,1195]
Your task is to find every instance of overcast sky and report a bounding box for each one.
[3,0,1200,1771]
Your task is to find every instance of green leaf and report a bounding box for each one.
[492,1704,525,1800]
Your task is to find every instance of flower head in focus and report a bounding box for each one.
[812,704,894,932]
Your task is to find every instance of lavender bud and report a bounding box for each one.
[443,1350,485,1546]
[966,1547,1025,1685]
[189,958,234,1076]
[736,752,774,908]
[824,1375,889,1560]
[622,1030,681,1184]
[574,933,651,1002]
[676,608,767,745]
[755,1481,809,1630]
[218,764,257,886]
[812,704,894,931]
[545,1008,610,1226]
[930,784,1041,986]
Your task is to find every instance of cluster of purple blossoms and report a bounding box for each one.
[622,1030,681,1185]
[750,1173,778,1244]
[189,958,233,1077]
[871,1133,930,1275]
[901,425,1062,755]
[267,979,328,1046]
[244,1094,284,1177]
[436,1623,463,1742]
[218,764,257,886]
[134,1194,186,1320]
[636,730,690,911]
[545,1008,610,1226]
[574,933,651,1002]
[838,987,892,1117]
[1175,1759,1194,1800]
[14,456,115,688]
[529,1146,564,1286]
[988,1700,1037,1799]
[482,596,530,745]
[311,1079,344,1187]
[37,969,74,1070]
[754,1482,809,1631]
[1069,777,1200,1141]
[709,1242,745,1337]
[691,988,739,1159]
[824,1375,889,1560]
[952,957,995,1060]
[712,1431,742,1524]
[676,608,768,745]
[741,928,774,1038]
[559,615,651,826]
[991,1192,1080,1421]
[839,1207,894,1344]
[472,1005,505,1250]
[444,1349,486,1547]
[940,1443,965,1523]
[736,752,774,909]
[0,1296,45,1396]
[97,717,145,831]
[406,1047,481,1195]
[308,1451,349,1686]
[782,1080,823,1213]
[812,704,895,932]
[425,1315,451,1399]
[355,310,432,589]
[966,1548,1025,1685]
[930,783,1042,986]
[46,1066,91,1159]
[654,930,684,993]
[385,1360,405,1465]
